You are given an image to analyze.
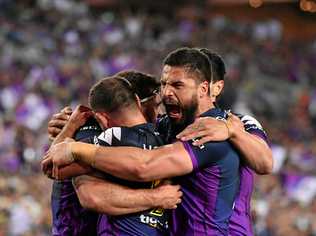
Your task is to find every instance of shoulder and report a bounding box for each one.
[234,113,268,142]
[97,127,123,146]
[74,117,102,141]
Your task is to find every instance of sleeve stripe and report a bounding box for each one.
[248,130,270,146]
[181,141,198,170]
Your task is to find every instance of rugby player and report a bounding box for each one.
[176,48,272,235]
[44,48,243,235]
[47,73,181,236]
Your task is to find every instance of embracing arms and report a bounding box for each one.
[73,174,182,215]
[176,114,273,174]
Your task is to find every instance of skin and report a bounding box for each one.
[177,79,273,174]
[47,81,272,175]
[45,64,272,219]
[46,103,182,215]
[42,66,215,181]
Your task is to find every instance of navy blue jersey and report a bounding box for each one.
[51,117,102,236]
[88,123,169,236]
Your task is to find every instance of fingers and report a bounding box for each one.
[52,165,59,180]
[52,113,70,122]
[176,118,210,139]
[176,124,198,139]
[41,158,53,177]
[48,127,62,138]
[178,130,209,142]
[48,119,68,128]
[177,189,183,198]
[192,136,212,146]
[61,106,73,115]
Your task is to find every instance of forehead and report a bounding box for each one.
[161,65,197,83]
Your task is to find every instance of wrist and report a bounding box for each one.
[148,188,161,207]
[72,142,98,168]
[63,123,78,137]
[227,116,245,141]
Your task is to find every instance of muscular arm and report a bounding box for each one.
[71,141,193,182]
[176,114,273,174]
[44,106,94,177]
[73,175,182,215]
[226,114,272,174]
[44,141,194,182]
[229,126,272,174]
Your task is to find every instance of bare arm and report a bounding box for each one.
[176,114,273,174]
[75,142,193,181]
[43,105,94,177]
[228,115,272,174]
[51,105,93,146]
[73,175,182,215]
[42,141,193,182]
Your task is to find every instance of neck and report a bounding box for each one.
[196,99,215,117]
[110,109,147,127]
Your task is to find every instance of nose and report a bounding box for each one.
[161,84,174,98]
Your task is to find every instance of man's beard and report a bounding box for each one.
[170,95,198,135]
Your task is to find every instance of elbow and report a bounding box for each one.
[76,186,115,214]
[132,163,154,182]
[76,185,98,210]
[77,192,93,210]
[256,151,274,175]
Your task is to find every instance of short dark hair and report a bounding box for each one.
[163,47,212,83]
[115,70,159,100]
[89,76,137,113]
[198,48,226,82]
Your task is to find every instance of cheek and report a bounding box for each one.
[177,91,195,105]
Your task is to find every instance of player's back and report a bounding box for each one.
[94,123,169,236]
[158,108,241,236]
[51,118,102,236]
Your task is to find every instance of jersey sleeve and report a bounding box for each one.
[239,115,268,143]
[181,140,232,171]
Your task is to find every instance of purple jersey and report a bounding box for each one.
[158,108,241,236]
[51,118,102,236]
[228,115,268,236]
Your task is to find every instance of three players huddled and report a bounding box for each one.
[43,47,272,236]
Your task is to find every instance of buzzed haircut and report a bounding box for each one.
[163,47,213,83]
[89,76,137,113]
[115,70,160,100]
[198,48,226,82]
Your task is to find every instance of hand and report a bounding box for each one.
[52,163,92,180]
[65,105,93,133]
[153,184,182,209]
[42,139,76,179]
[176,114,244,146]
[48,106,72,140]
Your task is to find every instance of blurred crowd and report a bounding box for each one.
[0,0,316,235]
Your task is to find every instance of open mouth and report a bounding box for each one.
[165,104,182,119]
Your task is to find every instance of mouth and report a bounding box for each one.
[165,104,182,119]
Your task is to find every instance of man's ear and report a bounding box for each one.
[135,94,142,110]
[210,80,224,103]
[198,81,210,98]
[94,112,109,130]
